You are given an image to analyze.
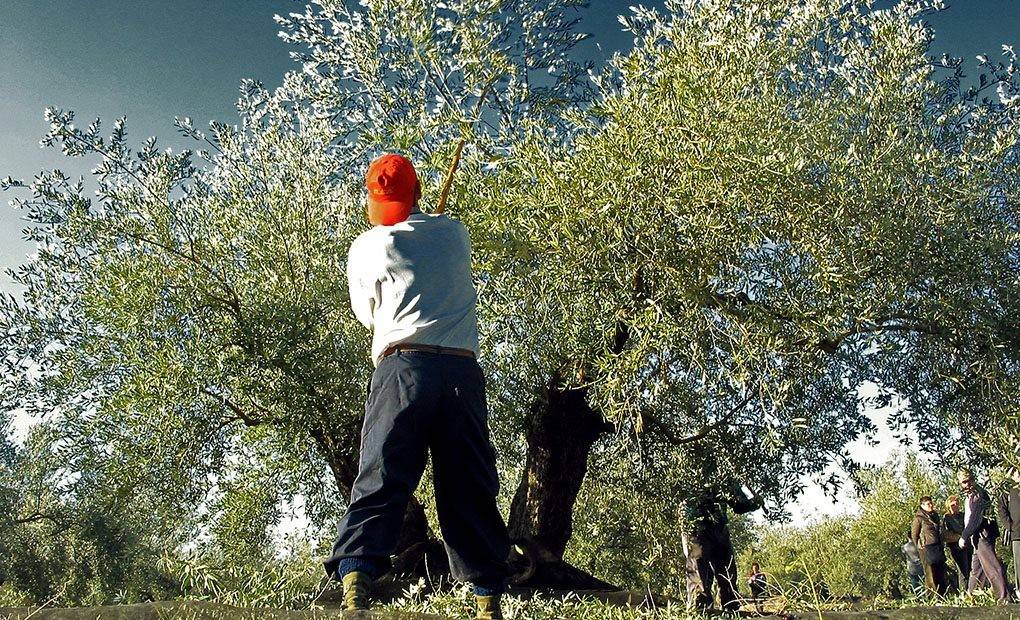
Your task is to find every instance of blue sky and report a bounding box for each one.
[0,1,1017,521]
[0,0,297,289]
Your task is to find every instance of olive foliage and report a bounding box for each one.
[1,0,1020,605]
[463,0,1020,517]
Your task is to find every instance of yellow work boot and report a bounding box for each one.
[475,594,503,620]
[341,570,371,611]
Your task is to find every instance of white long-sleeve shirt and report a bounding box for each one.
[346,212,480,366]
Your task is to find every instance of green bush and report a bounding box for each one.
[742,454,952,601]
[0,427,181,606]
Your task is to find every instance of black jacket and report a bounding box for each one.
[962,485,998,543]
[996,481,1020,539]
[943,511,964,545]
[684,481,762,532]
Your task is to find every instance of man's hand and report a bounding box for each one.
[959,538,967,549]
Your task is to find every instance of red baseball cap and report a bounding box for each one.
[365,153,420,226]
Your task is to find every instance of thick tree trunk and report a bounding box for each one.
[503,324,631,589]
[507,372,612,558]
[312,367,617,586]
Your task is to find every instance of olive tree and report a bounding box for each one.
[459,0,1020,574]
[0,0,596,583]
[0,92,369,558]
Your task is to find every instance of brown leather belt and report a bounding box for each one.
[382,343,476,359]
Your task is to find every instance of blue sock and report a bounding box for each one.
[337,557,381,580]
[473,583,504,597]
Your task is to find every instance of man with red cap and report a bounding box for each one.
[324,153,509,619]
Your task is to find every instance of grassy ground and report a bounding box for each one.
[7,601,1020,620]
[7,590,1020,620]
[4,580,1020,620]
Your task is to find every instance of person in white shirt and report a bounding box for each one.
[323,153,509,620]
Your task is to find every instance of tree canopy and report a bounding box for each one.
[464,0,1020,512]
[2,0,1020,605]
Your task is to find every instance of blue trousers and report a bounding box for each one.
[323,350,510,589]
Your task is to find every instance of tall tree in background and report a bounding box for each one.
[0,425,177,604]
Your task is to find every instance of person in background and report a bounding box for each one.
[902,534,925,598]
[682,478,762,612]
[943,494,972,592]
[911,495,949,595]
[958,469,1010,601]
[995,467,1020,594]
[747,561,767,612]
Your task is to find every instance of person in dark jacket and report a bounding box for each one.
[995,468,1020,593]
[943,494,971,592]
[682,480,762,612]
[747,561,767,612]
[911,495,948,595]
[958,469,1010,601]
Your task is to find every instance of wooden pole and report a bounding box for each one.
[435,74,499,214]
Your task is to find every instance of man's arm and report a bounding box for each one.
[997,486,1014,545]
[724,481,763,515]
[996,487,1012,534]
[727,494,761,515]
[346,241,376,329]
